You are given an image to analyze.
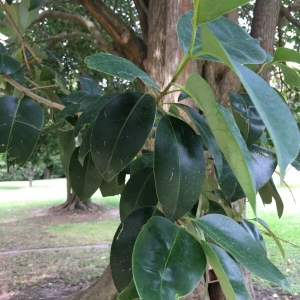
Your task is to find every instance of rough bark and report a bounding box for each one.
[77,0,147,69]
[43,167,51,179]
[250,0,281,81]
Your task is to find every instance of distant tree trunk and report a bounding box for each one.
[43,167,51,179]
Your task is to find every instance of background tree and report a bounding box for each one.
[1,0,300,300]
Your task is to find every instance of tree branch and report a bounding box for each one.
[280,4,300,30]
[2,75,65,111]
[33,10,124,56]
[77,0,147,69]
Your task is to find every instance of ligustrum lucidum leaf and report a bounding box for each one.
[99,175,125,197]
[272,47,300,64]
[154,115,205,221]
[177,12,266,64]
[85,53,160,90]
[91,92,156,182]
[174,103,223,177]
[57,128,75,179]
[0,54,20,75]
[120,167,158,221]
[133,216,207,300]
[275,63,300,87]
[229,92,265,147]
[130,152,153,175]
[117,280,139,300]
[200,24,300,178]
[77,74,101,95]
[0,96,44,165]
[193,0,250,25]
[184,74,256,211]
[196,214,289,289]
[110,207,164,293]
[200,241,251,300]
[69,147,103,201]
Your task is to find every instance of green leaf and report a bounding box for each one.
[229,92,265,146]
[273,47,300,64]
[175,104,223,177]
[28,0,44,11]
[57,128,75,179]
[85,53,160,90]
[6,0,12,5]
[177,12,266,64]
[276,63,300,87]
[0,96,44,165]
[291,150,300,171]
[184,74,256,211]
[120,168,158,221]
[9,67,24,84]
[154,115,205,221]
[0,43,6,54]
[201,24,300,177]
[118,280,139,300]
[0,54,20,75]
[111,207,164,293]
[19,0,40,29]
[253,218,285,259]
[241,219,267,254]
[73,94,117,137]
[133,216,207,300]
[77,74,102,95]
[130,152,153,175]
[40,65,56,81]
[91,92,156,182]
[196,214,289,288]
[69,148,103,201]
[200,242,251,300]
[193,0,251,25]
[259,179,284,218]
[99,175,124,197]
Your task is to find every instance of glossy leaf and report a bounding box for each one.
[5,0,12,5]
[0,96,44,165]
[249,145,277,191]
[193,0,250,25]
[0,43,6,54]
[69,148,103,201]
[184,74,256,210]
[9,67,24,84]
[40,65,56,81]
[201,242,251,300]
[154,115,205,221]
[201,24,300,177]
[120,168,158,221]
[28,0,44,11]
[229,92,265,146]
[133,216,207,300]
[291,150,300,171]
[196,214,289,288]
[176,104,223,177]
[178,12,266,64]
[77,74,102,95]
[91,92,156,182]
[130,153,153,175]
[118,280,139,300]
[57,128,75,179]
[259,179,284,218]
[253,218,285,259]
[85,53,160,90]
[276,63,300,87]
[100,175,124,197]
[241,219,267,254]
[111,207,164,293]
[273,47,300,64]
[78,126,93,164]
[73,94,116,137]
[0,54,20,75]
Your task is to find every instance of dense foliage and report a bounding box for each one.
[1,0,300,299]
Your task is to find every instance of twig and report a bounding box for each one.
[2,75,65,111]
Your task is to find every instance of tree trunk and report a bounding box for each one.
[43,167,51,179]
[54,193,100,211]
